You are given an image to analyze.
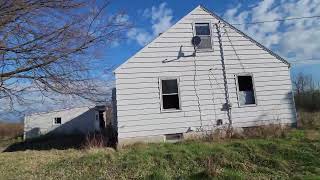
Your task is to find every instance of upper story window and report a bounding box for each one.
[236,75,256,106]
[53,117,62,125]
[161,78,180,111]
[195,23,212,49]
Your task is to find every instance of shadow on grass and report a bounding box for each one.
[3,126,117,152]
[3,134,87,152]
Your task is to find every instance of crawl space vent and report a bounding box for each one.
[165,133,183,142]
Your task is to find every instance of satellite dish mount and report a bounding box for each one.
[191,36,201,55]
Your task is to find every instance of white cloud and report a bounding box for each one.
[127,2,174,46]
[224,0,320,62]
[127,28,153,46]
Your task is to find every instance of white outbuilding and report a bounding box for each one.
[112,5,297,144]
[24,106,107,139]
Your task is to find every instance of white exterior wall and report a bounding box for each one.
[114,6,296,140]
[24,106,100,139]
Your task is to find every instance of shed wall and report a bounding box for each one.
[24,107,99,139]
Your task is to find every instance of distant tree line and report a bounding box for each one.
[293,73,320,111]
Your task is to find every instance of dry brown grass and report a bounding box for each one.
[83,133,107,149]
[198,123,291,142]
[0,122,23,139]
[298,111,320,129]
[240,124,290,139]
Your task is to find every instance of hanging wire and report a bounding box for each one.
[231,15,320,25]
[222,24,246,72]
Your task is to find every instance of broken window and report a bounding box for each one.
[53,117,62,125]
[161,79,180,110]
[195,23,212,49]
[237,75,256,106]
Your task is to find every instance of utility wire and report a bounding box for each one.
[231,15,320,25]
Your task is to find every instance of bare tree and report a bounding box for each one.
[293,72,314,94]
[0,0,130,108]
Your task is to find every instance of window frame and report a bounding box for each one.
[235,73,258,107]
[159,77,182,112]
[53,117,62,125]
[193,21,213,51]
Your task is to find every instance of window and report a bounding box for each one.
[237,75,256,106]
[53,117,62,125]
[161,79,180,110]
[195,23,212,49]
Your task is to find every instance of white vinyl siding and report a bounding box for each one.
[114,6,296,139]
[24,107,99,139]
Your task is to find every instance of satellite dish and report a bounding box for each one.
[191,36,201,47]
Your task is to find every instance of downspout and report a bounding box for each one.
[215,22,232,134]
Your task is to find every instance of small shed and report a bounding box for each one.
[24,106,107,139]
[112,5,297,144]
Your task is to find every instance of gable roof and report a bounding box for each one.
[114,5,290,73]
[198,5,290,67]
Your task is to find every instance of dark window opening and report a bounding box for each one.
[163,94,180,109]
[54,117,61,125]
[162,79,178,94]
[161,79,180,110]
[195,23,212,49]
[195,23,210,35]
[237,75,256,105]
[99,111,105,129]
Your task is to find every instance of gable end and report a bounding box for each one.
[199,5,290,67]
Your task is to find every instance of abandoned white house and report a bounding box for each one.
[24,106,108,139]
[113,5,297,144]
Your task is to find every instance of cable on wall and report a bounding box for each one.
[215,21,232,133]
[191,23,203,129]
[208,71,218,125]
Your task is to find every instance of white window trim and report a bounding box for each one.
[159,77,182,113]
[53,117,62,125]
[235,73,258,107]
[192,21,214,51]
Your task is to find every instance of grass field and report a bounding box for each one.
[0,113,319,179]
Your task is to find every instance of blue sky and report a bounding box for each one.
[1,0,320,122]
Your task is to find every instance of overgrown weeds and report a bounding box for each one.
[298,111,320,130]
[0,122,23,139]
[198,123,291,143]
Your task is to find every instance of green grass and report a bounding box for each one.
[0,129,319,179]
